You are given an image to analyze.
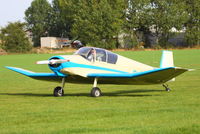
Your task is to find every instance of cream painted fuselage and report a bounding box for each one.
[48,54,155,85]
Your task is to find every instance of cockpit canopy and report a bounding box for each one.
[74,47,118,64]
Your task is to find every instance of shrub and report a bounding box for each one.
[0,22,32,53]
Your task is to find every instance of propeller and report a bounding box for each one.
[36,59,70,65]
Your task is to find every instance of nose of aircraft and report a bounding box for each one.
[36,56,71,76]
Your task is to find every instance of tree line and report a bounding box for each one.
[1,0,200,52]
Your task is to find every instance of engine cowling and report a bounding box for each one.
[48,56,66,77]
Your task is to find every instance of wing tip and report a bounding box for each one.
[5,66,34,76]
[5,66,12,69]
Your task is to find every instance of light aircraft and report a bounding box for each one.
[6,47,188,97]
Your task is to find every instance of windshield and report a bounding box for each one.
[74,47,92,58]
[74,47,118,64]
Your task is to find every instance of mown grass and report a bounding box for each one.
[0,49,200,134]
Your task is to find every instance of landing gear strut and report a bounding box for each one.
[91,78,101,97]
[162,83,171,92]
[54,77,65,97]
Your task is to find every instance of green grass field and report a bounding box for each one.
[0,49,200,134]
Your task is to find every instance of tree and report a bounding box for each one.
[48,0,75,37]
[0,22,32,53]
[25,0,52,46]
[184,0,200,46]
[150,0,188,47]
[126,0,153,47]
[127,0,188,47]
[71,0,126,49]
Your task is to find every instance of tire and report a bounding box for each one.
[91,87,101,97]
[166,88,171,92]
[54,86,64,97]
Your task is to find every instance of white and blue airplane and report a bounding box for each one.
[6,47,188,97]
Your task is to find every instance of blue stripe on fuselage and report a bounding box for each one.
[61,62,128,74]
[49,55,128,74]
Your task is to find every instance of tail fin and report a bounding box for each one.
[160,50,174,68]
[160,50,175,81]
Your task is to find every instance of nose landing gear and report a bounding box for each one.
[54,77,65,97]
[54,86,64,97]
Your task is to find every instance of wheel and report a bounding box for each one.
[54,86,64,97]
[166,88,171,92]
[91,87,101,97]
[162,84,171,92]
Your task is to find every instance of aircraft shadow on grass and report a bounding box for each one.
[0,89,164,97]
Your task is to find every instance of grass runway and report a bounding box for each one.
[0,49,200,134]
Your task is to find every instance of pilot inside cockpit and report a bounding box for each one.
[87,49,96,62]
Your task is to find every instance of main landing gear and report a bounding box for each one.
[91,78,102,97]
[53,77,102,97]
[54,77,65,97]
[162,83,171,92]
[53,77,170,97]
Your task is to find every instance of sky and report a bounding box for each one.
[0,0,52,27]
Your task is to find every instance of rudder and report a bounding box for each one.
[160,50,175,81]
[160,50,174,68]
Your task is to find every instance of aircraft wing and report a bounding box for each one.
[5,66,65,81]
[6,66,188,84]
[87,67,188,84]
